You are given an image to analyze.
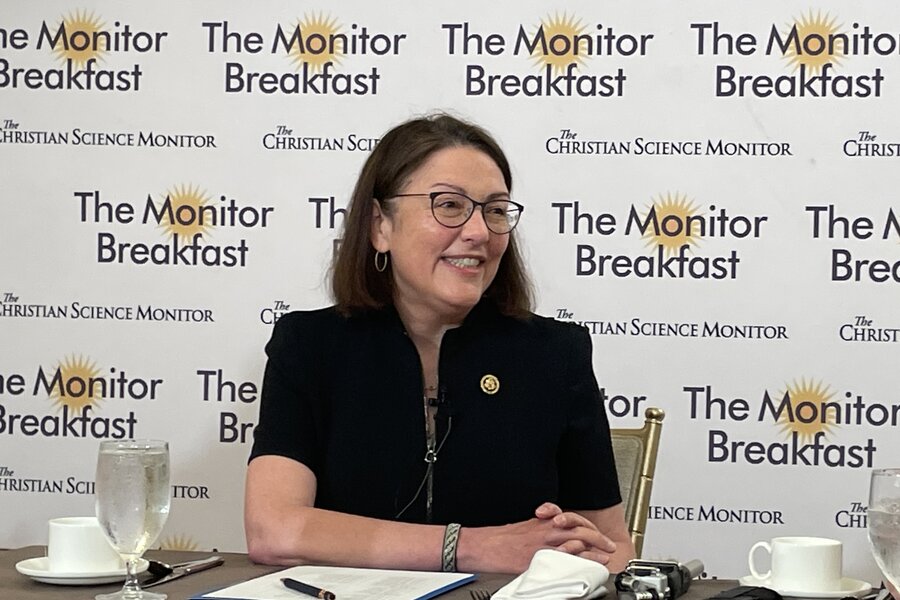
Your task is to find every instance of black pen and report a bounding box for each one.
[281,577,337,600]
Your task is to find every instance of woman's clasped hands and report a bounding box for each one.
[535,502,617,562]
[460,502,619,574]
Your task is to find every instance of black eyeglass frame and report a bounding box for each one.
[388,191,524,234]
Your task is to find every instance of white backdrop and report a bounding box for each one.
[2,0,899,582]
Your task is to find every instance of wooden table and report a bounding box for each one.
[2,546,733,599]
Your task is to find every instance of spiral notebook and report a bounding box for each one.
[193,564,477,600]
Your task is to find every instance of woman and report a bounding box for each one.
[244,113,634,574]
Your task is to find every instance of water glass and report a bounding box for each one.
[867,468,900,591]
[95,439,171,600]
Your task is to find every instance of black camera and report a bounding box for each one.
[615,559,705,600]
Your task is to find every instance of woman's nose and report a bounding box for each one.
[460,205,491,241]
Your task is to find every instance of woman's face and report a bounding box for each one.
[371,145,511,323]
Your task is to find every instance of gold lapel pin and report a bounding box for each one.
[480,374,500,395]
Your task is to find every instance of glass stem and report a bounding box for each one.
[122,556,142,595]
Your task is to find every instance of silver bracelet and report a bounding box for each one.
[441,522,461,572]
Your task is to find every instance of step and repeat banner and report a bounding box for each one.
[2,0,899,581]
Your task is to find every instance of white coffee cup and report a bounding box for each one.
[47,516,123,573]
[747,536,842,592]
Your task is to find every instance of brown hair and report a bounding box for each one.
[331,113,533,317]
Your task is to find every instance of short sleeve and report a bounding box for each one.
[248,312,324,476]
[556,324,623,510]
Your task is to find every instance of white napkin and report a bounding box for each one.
[491,549,610,600]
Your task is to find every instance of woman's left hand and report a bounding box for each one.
[533,502,615,558]
[533,501,635,571]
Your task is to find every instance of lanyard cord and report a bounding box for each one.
[394,414,453,520]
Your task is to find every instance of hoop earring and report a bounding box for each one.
[374,251,389,273]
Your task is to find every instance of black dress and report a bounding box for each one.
[249,299,622,527]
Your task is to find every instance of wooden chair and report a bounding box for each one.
[610,407,665,557]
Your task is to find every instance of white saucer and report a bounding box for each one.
[15,556,149,586]
[738,575,872,598]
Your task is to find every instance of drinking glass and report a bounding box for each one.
[95,440,171,600]
[867,468,900,591]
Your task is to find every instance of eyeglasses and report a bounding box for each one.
[389,191,524,234]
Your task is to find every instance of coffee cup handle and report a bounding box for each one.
[748,541,772,580]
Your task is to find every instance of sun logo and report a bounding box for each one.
[776,378,836,442]
[160,534,200,552]
[287,13,344,72]
[49,355,103,411]
[641,192,703,256]
[51,10,106,68]
[781,11,844,74]
[155,184,213,240]
[530,13,589,73]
